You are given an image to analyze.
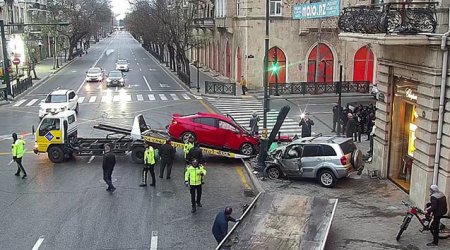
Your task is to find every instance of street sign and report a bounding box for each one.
[12,57,20,65]
[292,0,340,20]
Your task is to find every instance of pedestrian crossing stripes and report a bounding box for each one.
[207,98,302,136]
[13,93,202,107]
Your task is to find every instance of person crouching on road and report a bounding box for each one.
[185,158,207,213]
[12,133,27,179]
[102,144,116,192]
[212,207,239,244]
[140,143,156,187]
[159,139,176,179]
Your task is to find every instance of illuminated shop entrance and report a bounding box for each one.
[388,79,418,192]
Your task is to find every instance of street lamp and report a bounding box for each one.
[196,45,200,93]
[38,40,43,61]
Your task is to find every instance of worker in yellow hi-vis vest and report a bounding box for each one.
[11,133,27,179]
[140,143,156,187]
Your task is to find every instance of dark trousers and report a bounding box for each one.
[369,135,374,155]
[332,117,338,132]
[103,169,114,189]
[190,185,202,206]
[431,216,441,244]
[15,157,27,176]
[142,164,155,185]
[242,86,246,95]
[159,158,173,178]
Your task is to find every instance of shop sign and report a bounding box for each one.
[405,88,417,101]
[292,0,340,20]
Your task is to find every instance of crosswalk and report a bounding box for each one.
[207,98,302,136]
[12,93,202,107]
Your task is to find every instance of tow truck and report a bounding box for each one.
[33,110,250,163]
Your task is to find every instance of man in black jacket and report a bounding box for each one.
[332,104,342,132]
[102,144,116,192]
[426,185,448,246]
[345,113,357,139]
[299,115,314,137]
[159,139,176,179]
[187,142,204,165]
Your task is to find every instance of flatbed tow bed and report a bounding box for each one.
[217,192,338,250]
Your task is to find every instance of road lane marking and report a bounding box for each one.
[13,99,27,106]
[26,99,39,106]
[137,62,139,66]
[139,68,142,71]
[76,42,110,93]
[159,94,167,101]
[102,95,112,102]
[150,231,158,250]
[88,156,95,164]
[170,94,179,100]
[113,95,121,102]
[181,94,191,100]
[32,236,45,250]
[115,87,118,92]
[78,97,85,103]
[137,94,144,101]
[160,83,169,88]
[97,84,102,90]
[143,76,152,91]
[194,95,203,99]
[235,166,251,190]
[89,96,97,103]
[148,94,155,101]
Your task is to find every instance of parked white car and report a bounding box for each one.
[39,89,79,118]
[115,59,129,71]
[85,67,104,82]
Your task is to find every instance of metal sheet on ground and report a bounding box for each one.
[220,193,337,250]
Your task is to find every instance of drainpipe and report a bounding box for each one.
[432,8,450,185]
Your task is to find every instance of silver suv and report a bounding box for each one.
[265,136,364,188]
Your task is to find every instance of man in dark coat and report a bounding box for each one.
[212,207,239,244]
[249,112,260,136]
[102,144,116,192]
[332,104,342,132]
[159,139,176,179]
[187,142,204,165]
[299,115,314,137]
[345,113,357,139]
[426,185,448,246]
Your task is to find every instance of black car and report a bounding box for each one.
[106,70,125,87]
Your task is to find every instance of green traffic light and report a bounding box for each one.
[270,62,279,75]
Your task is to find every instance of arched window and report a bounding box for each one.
[353,46,374,83]
[307,43,334,83]
[268,47,286,84]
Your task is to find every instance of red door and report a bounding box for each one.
[307,43,334,83]
[236,47,242,82]
[353,46,374,83]
[268,47,286,84]
[226,42,231,77]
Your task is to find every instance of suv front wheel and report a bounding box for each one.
[318,170,337,188]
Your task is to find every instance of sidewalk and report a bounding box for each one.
[0,55,76,105]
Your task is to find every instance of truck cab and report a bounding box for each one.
[34,110,78,162]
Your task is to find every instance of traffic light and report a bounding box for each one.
[270,60,279,76]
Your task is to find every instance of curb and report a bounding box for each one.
[255,93,373,100]
[241,159,265,193]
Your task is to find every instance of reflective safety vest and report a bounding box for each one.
[184,165,207,186]
[183,142,194,157]
[12,139,26,158]
[144,146,155,165]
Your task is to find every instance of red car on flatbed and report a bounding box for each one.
[168,112,259,155]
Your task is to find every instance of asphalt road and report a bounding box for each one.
[0,32,253,250]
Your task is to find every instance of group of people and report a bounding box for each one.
[332,103,376,143]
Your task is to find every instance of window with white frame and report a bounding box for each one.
[215,0,227,17]
[236,0,241,16]
[269,0,282,16]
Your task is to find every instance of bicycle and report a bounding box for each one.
[396,201,450,241]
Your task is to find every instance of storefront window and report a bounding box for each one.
[388,80,418,192]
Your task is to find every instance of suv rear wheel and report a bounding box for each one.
[318,170,337,188]
[266,166,282,179]
[351,149,364,172]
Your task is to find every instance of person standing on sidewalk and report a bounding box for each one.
[240,76,247,95]
[426,185,448,246]
[140,143,156,187]
[332,104,342,133]
[159,139,176,179]
[102,144,116,192]
[185,158,207,213]
[11,133,27,179]
[345,113,357,139]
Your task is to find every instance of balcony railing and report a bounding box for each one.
[193,17,215,29]
[338,2,437,34]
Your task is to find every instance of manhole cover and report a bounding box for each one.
[157,190,174,198]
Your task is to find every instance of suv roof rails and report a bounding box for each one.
[307,133,323,142]
[326,135,341,143]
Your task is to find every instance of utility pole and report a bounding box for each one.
[1,20,10,100]
[337,65,343,136]
[257,0,270,169]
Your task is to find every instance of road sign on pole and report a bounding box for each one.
[12,57,20,65]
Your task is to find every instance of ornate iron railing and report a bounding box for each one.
[193,17,215,29]
[12,76,33,98]
[269,81,370,95]
[338,2,437,34]
[205,81,236,95]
